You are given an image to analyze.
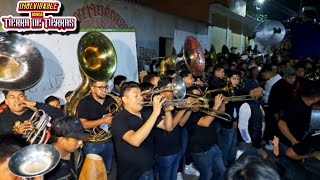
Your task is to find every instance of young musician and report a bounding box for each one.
[111,82,167,180]
[45,116,89,180]
[180,88,226,180]
[77,80,115,174]
[0,90,63,136]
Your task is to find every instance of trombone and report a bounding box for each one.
[198,108,232,122]
[140,97,209,109]
[142,76,186,99]
[224,95,255,102]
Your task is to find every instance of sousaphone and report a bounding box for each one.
[0,32,44,90]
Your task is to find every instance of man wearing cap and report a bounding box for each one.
[45,116,89,180]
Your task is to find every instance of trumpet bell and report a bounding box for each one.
[183,36,205,76]
[9,144,60,178]
[172,76,186,99]
[78,32,117,81]
[0,32,44,90]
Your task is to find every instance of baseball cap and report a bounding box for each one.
[283,67,296,77]
[51,116,90,140]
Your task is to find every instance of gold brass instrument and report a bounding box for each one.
[142,76,187,100]
[12,104,51,144]
[203,81,234,97]
[305,69,320,81]
[65,32,117,144]
[0,32,44,90]
[84,93,121,144]
[198,108,232,122]
[224,95,255,102]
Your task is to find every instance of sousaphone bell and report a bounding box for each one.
[8,144,60,179]
[0,32,44,90]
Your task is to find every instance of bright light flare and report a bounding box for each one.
[257,0,265,4]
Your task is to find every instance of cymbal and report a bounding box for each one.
[253,20,286,51]
[0,32,44,90]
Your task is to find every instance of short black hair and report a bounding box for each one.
[213,65,224,72]
[120,81,140,97]
[114,75,127,86]
[45,96,60,104]
[227,70,241,78]
[260,64,273,73]
[224,155,280,180]
[2,90,25,98]
[65,91,73,99]
[0,134,27,163]
[157,77,172,89]
[301,80,320,99]
[139,82,154,91]
[143,74,158,83]
[179,70,191,78]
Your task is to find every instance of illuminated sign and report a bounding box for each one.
[1,1,77,32]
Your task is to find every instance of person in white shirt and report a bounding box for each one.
[261,65,282,107]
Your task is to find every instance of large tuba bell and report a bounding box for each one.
[9,144,60,179]
[0,32,44,90]
[65,31,117,144]
[158,36,205,77]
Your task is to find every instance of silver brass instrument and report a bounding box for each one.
[12,105,51,144]
[140,97,209,109]
[8,144,60,179]
[0,32,44,90]
[65,32,117,144]
[142,76,186,100]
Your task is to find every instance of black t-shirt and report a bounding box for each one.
[111,109,155,180]
[0,103,63,135]
[77,94,116,120]
[292,129,320,156]
[149,110,181,156]
[186,112,218,153]
[45,151,83,180]
[279,98,312,146]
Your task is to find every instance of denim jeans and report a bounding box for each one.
[138,169,154,180]
[83,140,114,174]
[154,152,181,180]
[191,144,226,180]
[221,127,237,166]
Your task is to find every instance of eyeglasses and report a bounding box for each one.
[93,85,109,90]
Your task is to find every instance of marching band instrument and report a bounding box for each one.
[65,31,117,144]
[224,95,255,102]
[0,32,44,90]
[140,97,209,109]
[203,82,234,97]
[305,69,320,81]
[8,144,60,179]
[198,108,232,122]
[79,154,108,180]
[158,36,205,77]
[12,104,51,144]
[142,76,186,100]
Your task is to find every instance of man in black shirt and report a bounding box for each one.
[278,81,320,155]
[0,90,63,137]
[111,82,166,180]
[180,89,226,180]
[111,75,127,97]
[77,80,115,174]
[45,116,89,180]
